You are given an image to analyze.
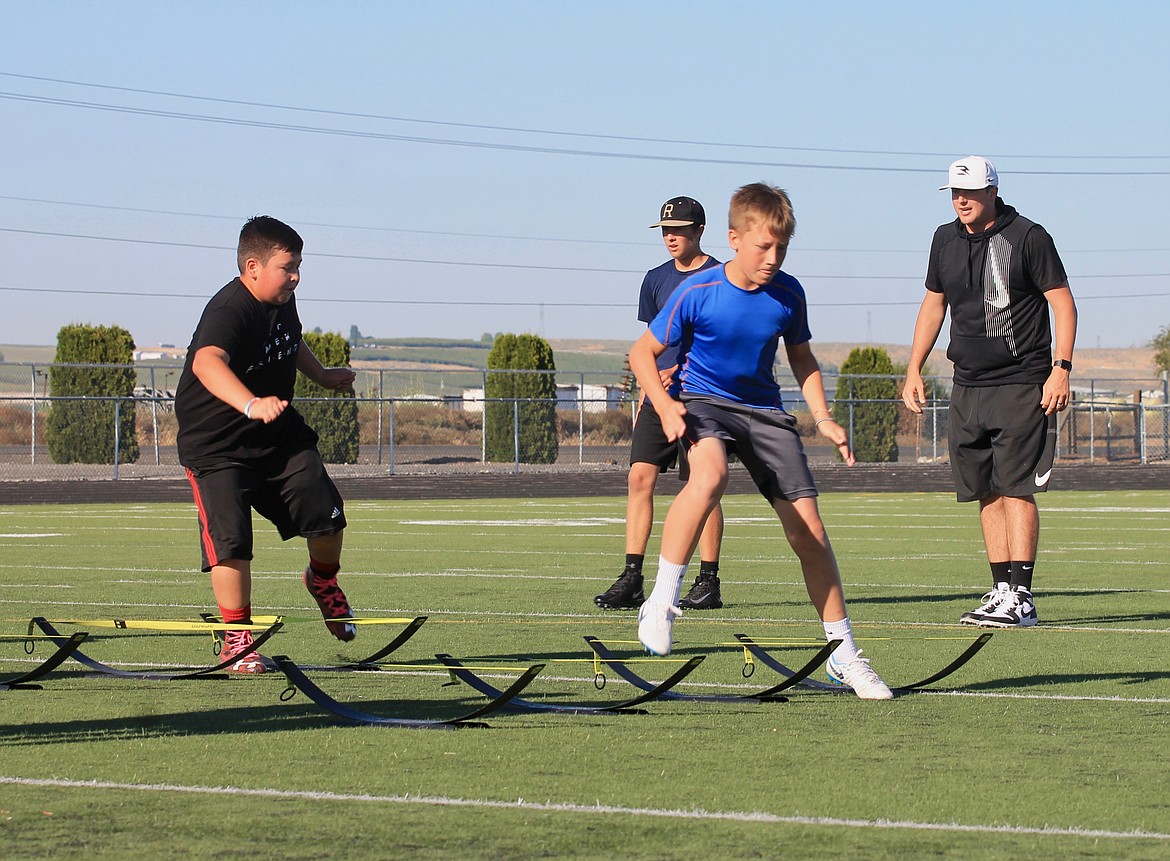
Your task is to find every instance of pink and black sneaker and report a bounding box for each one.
[303,567,357,641]
[221,629,276,674]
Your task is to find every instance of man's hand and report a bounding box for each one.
[901,371,927,414]
[1041,367,1071,415]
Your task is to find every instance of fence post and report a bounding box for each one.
[847,376,855,442]
[148,366,161,466]
[113,397,121,480]
[30,364,37,465]
[512,399,520,474]
[1089,401,1096,464]
[387,399,395,476]
[481,371,488,464]
[578,371,585,465]
[376,395,384,465]
[1139,404,1147,464]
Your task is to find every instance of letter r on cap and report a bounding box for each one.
[662,204,673,218]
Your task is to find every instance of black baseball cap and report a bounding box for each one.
[649,197,705,228]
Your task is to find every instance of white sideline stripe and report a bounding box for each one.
[3,598,1170,635]
[0,776,1166,840]
[921,690,1170,705]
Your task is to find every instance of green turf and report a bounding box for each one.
[2,490,1169,860]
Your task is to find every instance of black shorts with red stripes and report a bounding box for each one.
[185,445,346,572]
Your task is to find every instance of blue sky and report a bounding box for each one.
[2,1,1167,352]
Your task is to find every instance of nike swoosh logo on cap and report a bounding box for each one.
[1035,469,1053,486]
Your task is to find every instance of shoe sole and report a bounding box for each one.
[678,600,723,610]
[976,617,1038,628]
[594,598,644,610]
[825,671,893,700]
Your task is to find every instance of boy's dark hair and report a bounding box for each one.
[729,183,796,239]
[237,216,304,273]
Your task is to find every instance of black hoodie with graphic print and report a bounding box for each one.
[925,199,1068,387]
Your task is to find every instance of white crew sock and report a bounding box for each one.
[649,557,688,607]
[823,616,859,663]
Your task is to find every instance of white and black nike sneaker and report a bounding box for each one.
[959,583,1011,626]
[978,587,1038,628]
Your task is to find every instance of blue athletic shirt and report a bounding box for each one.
[648,264,812,410]
[638,256,721,371]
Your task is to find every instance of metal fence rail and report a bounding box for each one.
[1,362,1166,479]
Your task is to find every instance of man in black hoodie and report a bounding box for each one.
[902,156,1077,628]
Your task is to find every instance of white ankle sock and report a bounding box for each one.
[823,616,859,662]
[649,557,688,606]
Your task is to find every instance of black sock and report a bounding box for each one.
[990,561,1011,587]
[700,561,719,577]
[1010,561,1035,592]
[624,554,644,575]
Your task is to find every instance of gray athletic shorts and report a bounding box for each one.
[948,384,1056,503]
[185,446,347,572]
[680,394,817,503]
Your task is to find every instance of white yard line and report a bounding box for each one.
[0,776,1166,841]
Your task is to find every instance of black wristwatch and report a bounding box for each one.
[1053,359,1073,372]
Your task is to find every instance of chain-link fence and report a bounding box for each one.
[1,362,1167,479]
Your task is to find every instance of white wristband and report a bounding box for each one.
[243,397,259,418]
[815,417,833,426]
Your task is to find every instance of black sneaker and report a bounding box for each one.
[678,572,722,610]
[594,569,645,610]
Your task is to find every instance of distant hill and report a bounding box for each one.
[1,340,1160,379]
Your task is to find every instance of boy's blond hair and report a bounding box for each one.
[729,182,796,239]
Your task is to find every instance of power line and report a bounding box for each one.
[4,90,1169,177]
[4,194,1167,254]
[2,285,1167,308]
[2,71,1165,162]
[2,225,1167,280]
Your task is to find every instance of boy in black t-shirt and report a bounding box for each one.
[175,216,358,673]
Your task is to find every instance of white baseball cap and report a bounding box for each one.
[939,156,999,191]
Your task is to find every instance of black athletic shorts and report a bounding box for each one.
[681,394,817,503]
[629,397,690,480]
[948,384,1056,503]
[185,445,347,572]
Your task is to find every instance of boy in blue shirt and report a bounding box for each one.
[626,183,892,700]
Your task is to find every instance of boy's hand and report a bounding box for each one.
[247,396,289,424]
[815,418,855,466]
[660,399,688,443]
[318,367,357,391]
[658,364,679,391]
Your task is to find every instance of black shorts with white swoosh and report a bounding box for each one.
[948,384,1055,502]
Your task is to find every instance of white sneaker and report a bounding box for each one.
[960,582,1011,626]
[826,650,893,700]
[978,588,1038,628]
[637,600,682,656]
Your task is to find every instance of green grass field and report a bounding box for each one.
[2,490,1169,860]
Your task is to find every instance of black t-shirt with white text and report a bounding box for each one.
[176,278,315,468]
